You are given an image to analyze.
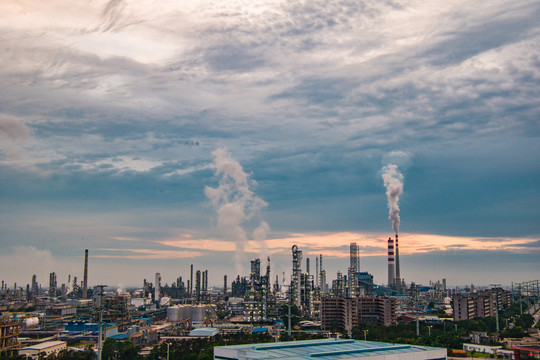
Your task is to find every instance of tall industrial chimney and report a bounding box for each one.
[291,245,302,308]
[190,264,194,296]
[155,273,161,303]
[387,237,395,289]
[83,249,88,299]
[315,256,319,288]
[394,234,401,290]
[223,275,227,295]
[350,242,360,272]
[195,270,201,302]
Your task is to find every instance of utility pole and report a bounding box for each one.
[491,284,501,333]
[519,283,523,315]
[98,311,103,360]
[415,286,420,336]
[284,303,294,336]
[96,284,107,360]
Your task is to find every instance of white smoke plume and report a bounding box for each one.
[253,220,270,258]
[0,115,40,173]
[382,164,404,234]
[205,147,269,275]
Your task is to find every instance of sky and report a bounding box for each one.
[0,0,539,290]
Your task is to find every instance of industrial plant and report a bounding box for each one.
[0,246,539,359]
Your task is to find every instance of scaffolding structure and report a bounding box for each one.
[0,317,20,354]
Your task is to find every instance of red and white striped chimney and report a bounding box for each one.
[387,237,395,289]
[395,234,400,290]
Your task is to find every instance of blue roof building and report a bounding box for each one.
[214,338,446,360]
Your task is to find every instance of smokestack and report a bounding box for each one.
[224,275,227,295]
[306,258,310,275]
[350,242,360,272]
[155,273,161,303]
[319,254,324,293]
[394,234,401,290]
[195,270,201,302]
[387,237,395,289]
[190,264,193,296]
[315,256,319,288]
[83,249,88,299]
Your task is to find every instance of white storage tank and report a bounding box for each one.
[167,305,182,322]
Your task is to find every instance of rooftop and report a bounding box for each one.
[214,339,447,360]
[189,327,219,337]
[19,341,66,351]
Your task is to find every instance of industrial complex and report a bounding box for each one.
[0,245,539,359]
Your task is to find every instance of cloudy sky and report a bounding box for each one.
[1,0,539,290]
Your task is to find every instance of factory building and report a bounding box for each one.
[214,338,447,360]
[18,341,67,359]
[100,294,131,331]
[291,245,302,308]
[244,257,277,322]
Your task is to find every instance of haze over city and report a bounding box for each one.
[1,0,539,289]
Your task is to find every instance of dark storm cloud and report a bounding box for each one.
[512,240,540,248]
[1,0,539,286]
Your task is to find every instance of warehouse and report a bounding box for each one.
[214,338,446,360]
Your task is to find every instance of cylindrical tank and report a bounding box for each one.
[192,305,204,322]
[167,306,182,322]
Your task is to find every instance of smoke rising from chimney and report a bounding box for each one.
[0,115,40,173]
[205,147,269,275]
[382,163,404,234]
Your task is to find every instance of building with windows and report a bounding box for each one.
[321,296,396,335]
[452,288,511,321]
[453,294,474,321]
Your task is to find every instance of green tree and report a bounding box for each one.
[101,339,141,360]
[280,303,301,330]
[515,314,534,329]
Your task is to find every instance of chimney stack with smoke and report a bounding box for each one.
[394,234,401,290]
[382,161,405,291]
[387,237,395,289]
[83,249,88,299]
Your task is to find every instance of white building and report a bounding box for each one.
[214,338,446,360]
[463,343,502,355]
[19,341,67,359]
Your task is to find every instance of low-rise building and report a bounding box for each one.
[463,343,502,354]
[18,340,67,359]
[214,338,447,360]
